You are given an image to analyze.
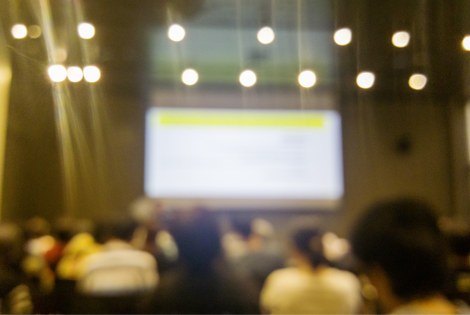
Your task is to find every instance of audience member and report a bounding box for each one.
[143,208,259,314]
[129,197,178,273]
[441,219,470,307]
[225,217,285,295]
[45,220,100,314]
[71,216,158,313]
[44,217,89,272]
[22,216,55,293]
[260,222,362,314]
[0,222,33,314]
[350,197,462,314]
[55,232,101,281]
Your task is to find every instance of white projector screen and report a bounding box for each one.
[144,108,343,210]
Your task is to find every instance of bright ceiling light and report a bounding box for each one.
[392,31,410,48]
[77,22,95,39]
[48,65,67,83]
[168,24,186,42]
[83,65,101,83]
[257,26,275,45]
[181,68,199,86]
[356,71,375,89]
[298,70,317,88]
[11,24,27,39]
[239,70,257,87]
[408,73,427,90]
[333,28,352,46]
[462,35,470,51]
[28,25,42,39]
[67,66,83,83]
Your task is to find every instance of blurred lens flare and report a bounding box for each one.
[408,73,427,90]
[298,70,317,88]
[392,31,410,48]
[356,71,375,89]
[78,22,95,39]
[257,27,275,45]
[181,68,199,86]
[48,65,67,83]
[239,70,257,87]
[67,66,84,82]
[11,24,28,39]
[168,24,186,42]
[83,65,101,83]
[333,28,352,46]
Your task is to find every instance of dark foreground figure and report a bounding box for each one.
[142,209,259,314]
[351,197,467,314]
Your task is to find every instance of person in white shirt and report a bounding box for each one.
[73,217,158,313]
[260,224,362,314]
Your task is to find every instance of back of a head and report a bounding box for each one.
[168,208,222,272]
[441,220,470,258]
[231,218,253,240]
[23,216,50,239]
[350,197,449,300]
[111,218,137,242]
[96,215,137,243]
[0,222,24,267]
[291,225,327,268]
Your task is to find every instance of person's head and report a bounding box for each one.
[350,197,449,311]
[290,224,327,269]
[96,215,137,243]
[52,217,82,243]
[168,208,222,272]
[231,217,253,240]
[440,219,470,266]
[23,216,50,240]
[0,222,25,267]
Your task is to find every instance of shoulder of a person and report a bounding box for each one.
[322,267,361,287]
[265,267,301,282]
[325,267,358,278]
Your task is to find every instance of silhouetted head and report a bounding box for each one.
[0,222,25,267]
[351,198,449,304]
[168,208,222,272]
[231,217,253,240]
[290,225,327,268]
[23,216,50,239]
[94,215,137,243]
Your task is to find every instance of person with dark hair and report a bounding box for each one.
[225,217,285,296]
[260,223,361,314]
[442,221,470,306]
[0,222,33,314]
[350,197,461,314]
[143,208,259,314]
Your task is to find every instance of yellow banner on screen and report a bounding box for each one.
[156,111,325,128]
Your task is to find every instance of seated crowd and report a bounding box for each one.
[0,197,469,314]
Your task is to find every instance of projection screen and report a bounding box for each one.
[144,108,343,210]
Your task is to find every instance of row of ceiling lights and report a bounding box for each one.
[11,21,470,51]
[7,22,444,89]
[48,65,101,83]
[11,22,95,40]
[166,23,470,51]
[46,64,426,90]
[174,68,429,90]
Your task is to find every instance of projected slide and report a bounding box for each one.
[144,108,343,208]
